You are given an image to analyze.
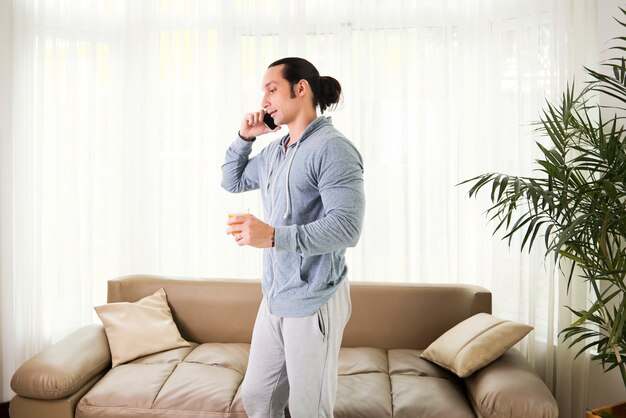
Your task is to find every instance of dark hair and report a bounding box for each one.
[269,57,342,114]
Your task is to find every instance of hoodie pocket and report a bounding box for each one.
[317,307,326,338]
[273,251,307,294]
[303,253,339,296]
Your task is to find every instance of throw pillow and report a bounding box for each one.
[420,313,532,378]
[94,288,190,367]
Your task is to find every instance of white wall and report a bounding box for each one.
[586,0,626,409]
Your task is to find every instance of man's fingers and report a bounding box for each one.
[255,110,265,125]
[241,110,274,138]
[234,231,248,246]
[244,112,265,127]
[226,226,242,235]
[247,113,260,125]
[226,214,256,236]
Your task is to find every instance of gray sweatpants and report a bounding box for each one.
[241,279,352,418]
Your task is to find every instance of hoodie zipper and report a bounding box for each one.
[265,117,326,310]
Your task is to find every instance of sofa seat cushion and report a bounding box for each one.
[77,345,475,418]
[388,349,475,418]
[334,348,475,418]
[335,348,393,418]
[76,343,248,418]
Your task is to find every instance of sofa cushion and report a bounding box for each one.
[420,313,533,377]
[94,288,190,367]
[76,343,248,418]
[334,348,475,418]
[77,345,476,418]
[153,343,249,413]
[389,350,474,418]
[335,348,392,418]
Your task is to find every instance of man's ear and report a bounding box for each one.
[296,79,309,97]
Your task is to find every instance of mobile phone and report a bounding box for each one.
[264,113,277,130]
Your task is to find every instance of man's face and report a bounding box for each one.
[261,65,296,126]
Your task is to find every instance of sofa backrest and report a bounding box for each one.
[107,275,491,349]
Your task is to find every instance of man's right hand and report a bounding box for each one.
[239,109,280,141]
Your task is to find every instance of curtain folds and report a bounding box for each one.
[1,1,600,415]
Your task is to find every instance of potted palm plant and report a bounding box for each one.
[460,8,626,418]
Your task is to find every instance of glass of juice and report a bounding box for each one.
[227,210,250,236]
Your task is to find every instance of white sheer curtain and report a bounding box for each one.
[1,0,600,415]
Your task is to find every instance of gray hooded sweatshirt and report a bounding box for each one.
[221,116,365,317]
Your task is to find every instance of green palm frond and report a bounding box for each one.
[459,8,626,388]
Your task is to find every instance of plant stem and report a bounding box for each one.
[615,345,626,388]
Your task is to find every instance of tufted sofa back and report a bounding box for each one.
[107,275,491,349]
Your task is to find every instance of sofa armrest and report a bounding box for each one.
[464,348,558,418]
[11,324,111,400]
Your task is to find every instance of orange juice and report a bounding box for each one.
[227,212,250,235]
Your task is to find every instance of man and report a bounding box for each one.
[221,57,365,418]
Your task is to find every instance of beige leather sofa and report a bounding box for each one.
[10,275,558,418]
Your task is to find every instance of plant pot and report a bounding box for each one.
[586,401,626,418]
